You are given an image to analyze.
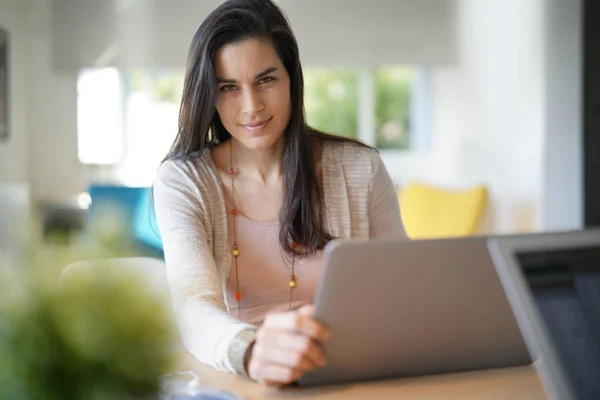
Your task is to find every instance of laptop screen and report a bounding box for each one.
[517,246,600,400]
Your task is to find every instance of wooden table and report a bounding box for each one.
[179,355,549,400]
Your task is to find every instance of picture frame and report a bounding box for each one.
[0,26,8,141]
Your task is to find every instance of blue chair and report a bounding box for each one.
[86,184,163,254]
[133,188,163,252]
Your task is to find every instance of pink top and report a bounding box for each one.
[225,208,324,326]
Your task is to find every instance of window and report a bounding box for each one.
[77,68,125,165]
[77,68,184,184]
[77,65,429,183]
[303,66,428,151]
[303,68,359,138]
[374,67,413,150]
[120,69,183,185]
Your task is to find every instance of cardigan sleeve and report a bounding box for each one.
[153,160,256,376]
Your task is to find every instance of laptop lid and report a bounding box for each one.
[298,236,531,386]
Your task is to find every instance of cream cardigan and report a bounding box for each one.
[153,140,407,375]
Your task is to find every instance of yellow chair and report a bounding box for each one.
[398,182,488,239]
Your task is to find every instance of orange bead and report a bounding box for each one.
[235,291,241,302]
[292,241,299,249]
[231,208,237,216]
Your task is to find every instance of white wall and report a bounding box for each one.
[0,0,29,182]
[383,0,547,234]
[541,0,583,231]
[24,0,92,203]
[0,0,91,201]
[51,0,457,69]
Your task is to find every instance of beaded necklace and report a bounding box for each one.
[228,140,297,320]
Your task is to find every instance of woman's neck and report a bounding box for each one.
[230,138,284,184]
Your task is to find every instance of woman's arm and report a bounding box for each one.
[368,154,409,239]
[153,161,256,375]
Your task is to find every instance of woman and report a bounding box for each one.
[154,0,407,386]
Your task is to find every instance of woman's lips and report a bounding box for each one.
[241,117,272,133]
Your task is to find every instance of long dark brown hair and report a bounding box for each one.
[164,0,367,256]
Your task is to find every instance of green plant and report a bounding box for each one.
[0,215,176,400]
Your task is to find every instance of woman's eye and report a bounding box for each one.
[220,84,237,92]
[258,76,275,84]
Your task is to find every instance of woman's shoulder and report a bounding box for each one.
[324,139,382,176]
[154,151,221,199]
[157,151,213,180]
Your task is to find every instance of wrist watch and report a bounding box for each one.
[228,328,257,378]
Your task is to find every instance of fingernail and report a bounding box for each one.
[299,305,313,315]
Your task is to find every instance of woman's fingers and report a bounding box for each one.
[249,306,331,385]
[254,328,327,372]
[263,309,330,342]
[297,304,314,316]
[253,343,318,371]
[272,331,327,367]
[248,355,303,385]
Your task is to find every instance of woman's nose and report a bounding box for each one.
[241,88,265,116]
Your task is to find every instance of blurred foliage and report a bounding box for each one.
[129,69,148,93]
[0,210,176,400]
[374,67,413,150]
[153,72,185,104]
[304,68,359,138]
[304,66,414,149]
[129,69,185,104]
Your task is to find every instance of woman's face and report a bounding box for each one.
[214,38,292,151]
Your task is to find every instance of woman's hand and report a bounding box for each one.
[245,305,330,386]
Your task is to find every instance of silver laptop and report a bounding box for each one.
[297,236,531,386]
[488,230,600,400]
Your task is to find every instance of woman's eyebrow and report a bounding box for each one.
[216,66,279,84]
